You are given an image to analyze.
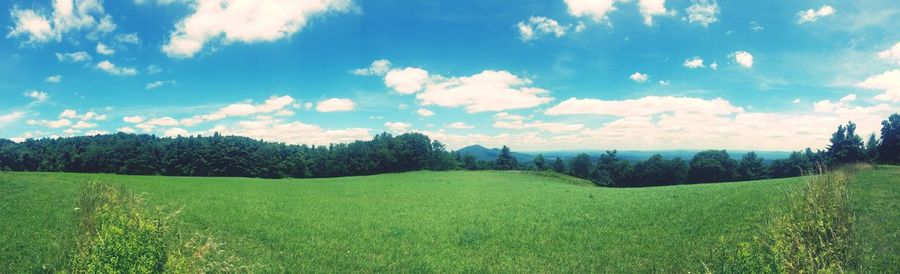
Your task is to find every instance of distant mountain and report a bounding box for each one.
[457,145,792,165]
[456,145,535,163]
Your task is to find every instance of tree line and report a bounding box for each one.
[0,132,456,178]
[515,113,899,187]
[0,113,897,185]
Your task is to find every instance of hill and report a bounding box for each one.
[2,167,896,272]
[458,144,792,164]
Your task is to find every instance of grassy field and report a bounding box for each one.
[1,167,897,272]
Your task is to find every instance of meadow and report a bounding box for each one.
[1,167,897,272]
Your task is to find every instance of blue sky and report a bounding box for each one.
[1,0,898,151]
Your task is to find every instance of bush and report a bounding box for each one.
[70,181,251,273]
[709,165,857,273]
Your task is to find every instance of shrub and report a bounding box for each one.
[70,181,251,273]
[709,165,857,273]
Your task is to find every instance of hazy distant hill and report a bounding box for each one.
[457,145,792,164]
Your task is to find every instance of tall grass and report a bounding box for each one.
[711,165,858,273]
[70,181,252,273]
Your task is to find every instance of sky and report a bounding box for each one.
[0,0,898,152]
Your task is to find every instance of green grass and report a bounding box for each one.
[1,168,897,272]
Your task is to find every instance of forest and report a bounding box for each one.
[0,113,898,186]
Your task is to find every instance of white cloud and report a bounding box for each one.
[733,51,753,68]
[385,67,429,94]
[180,95,297,126]
[72,120,97,129]
[23,90,50,103]
[685,0,718,27]
[145,80,176,89]
[0,111,27,127]
[45,75,62,83]
[416,108,434,117]
[123,115,145,123]
[797,5,835,24]
[517,16,568,41]
[563,0,617,22]
[658,80,670,85]
[8,0,116,44]
[857,69,900,102]
[27,118,72,128]
[638,0,674,26]
[55,51,91,62]
[162,0,353,58]
[59,109,78,119]
[878,42,900,65]
[96,60,138,76]
[493,112,584,133]
[164,127,189,137]
[147,65,163,74]
[316,98,356,112]
[574,21,587,32]
[85,130,108,136]
[96,42,114,55]
[352,59,391,76]
[217,118,370,145]
[416,70,554,113]
[117,126,135,133]
[115,32,140,44]
[683,57,705,68]
[445,122,474,129]
[629,72,649,83]
[384,121,412,133]
[545,96,743,117]
[135,117,179,132]
[749,21,764,32]
[710,62,719,70]
[793,98,801,104]
[840,94,857,102]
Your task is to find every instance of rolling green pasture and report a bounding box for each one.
[1,167,897,272]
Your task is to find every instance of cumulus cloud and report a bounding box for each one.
[517,16,568,41]
[96,42,114,55]
[416,70,554,113]
[840,94,857,102]
[164,127,189,137]
[55,51,92,62]
[563,0,617,22]
[638,0,674,26]
[8,0,116,44]
[878,42,900,65]
[123,115,144,123]
[96,60,137,76]
[217,118,370,145]
[115,32,140,44]
[384,121,412,133]
[135,117,178,131]
[117,126,135,133]
[45,75,62,83]
[685,0,718,27]
[352,59,391,76]
[797,5,835,24]
[27,118,71,128]
[710,62,719,70]
[146,80,176,90]
[316,98,356,112]
[493,112,584,133]
[545,96,743,117]
[416,108,434,117]
[732,51,753,68]
[0,111,27,127]
[857,69,900,102]
[23,90,50,103]
[683,57,705,68]
[629,72,649,83]
[385,67,429,94]
[445,122,474,129]
[180,95,297,126]
[162,0,354,58]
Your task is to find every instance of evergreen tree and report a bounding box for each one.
[878,113,900,163]
[495,146,518,170]
[552,157,566,173]
[826,121,866,164]
[570,153,592,179]
[593,150,633,187]
[737,152,767,181]
[532,154,546,171]
[865,133,879,162]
